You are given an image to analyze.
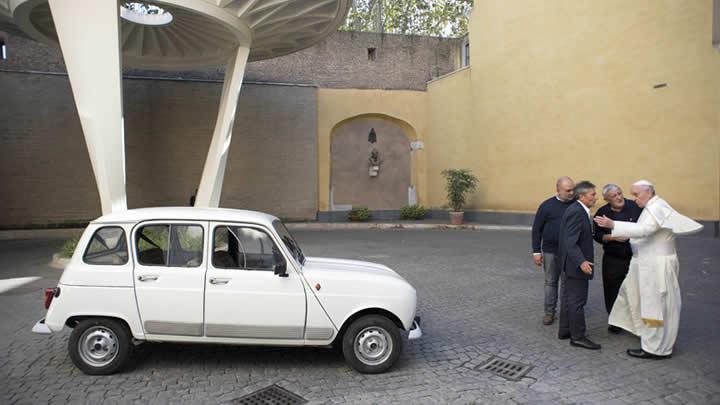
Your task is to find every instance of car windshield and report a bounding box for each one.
[272,220,305,266]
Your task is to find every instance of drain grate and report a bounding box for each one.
[230,385,307,405]
[475,356,532,381]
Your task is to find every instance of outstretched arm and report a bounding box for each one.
[594,214,660,239]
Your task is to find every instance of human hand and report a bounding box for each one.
[533,254,543,267]
[614,236,629,242]
[594,215,614,229]
[580,261,593,275]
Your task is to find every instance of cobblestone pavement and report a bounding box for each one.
[1,230,719,404]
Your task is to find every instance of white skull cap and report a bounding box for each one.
[632,179,655,187]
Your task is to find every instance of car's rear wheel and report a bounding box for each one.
[68,318,132,375]
[342,315,401,374]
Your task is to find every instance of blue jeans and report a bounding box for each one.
[543,252,562,316]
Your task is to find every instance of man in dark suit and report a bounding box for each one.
[558,180,601,350]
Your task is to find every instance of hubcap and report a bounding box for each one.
[354,326,393,366]
[78,326,118,368]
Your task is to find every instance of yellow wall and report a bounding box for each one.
[426,67,475,208]
[423,0,720,219]
[317,89,428,211]
[318,1,720,220]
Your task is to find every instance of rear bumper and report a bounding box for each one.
[408,316,422,340]
[32,318,52,335]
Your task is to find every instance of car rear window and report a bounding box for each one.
[83,227,129,265]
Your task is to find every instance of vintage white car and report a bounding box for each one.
[33,207,421,375]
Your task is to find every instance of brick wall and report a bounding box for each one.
[0,72,318,227]
[0,30,462,90]
[0,27,461,226]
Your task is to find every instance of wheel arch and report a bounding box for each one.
[332,307,404,346]
[65,315,135,337]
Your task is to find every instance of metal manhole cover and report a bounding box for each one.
[230,385,307,405]
[475,356,532,381]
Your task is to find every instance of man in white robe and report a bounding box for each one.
[594,180,702,359]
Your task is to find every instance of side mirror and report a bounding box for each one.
[274,261,288,277]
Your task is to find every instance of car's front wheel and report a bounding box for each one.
[342,315,402,374]
[68,318,132,375]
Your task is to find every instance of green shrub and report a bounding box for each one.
[400,205,428,220]
[348,206,372,222]
[59,236,80,258]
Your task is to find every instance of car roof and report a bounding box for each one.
[91,207,279,226]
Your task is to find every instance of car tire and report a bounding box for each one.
[342,315,402,374]
[68,318,133,375]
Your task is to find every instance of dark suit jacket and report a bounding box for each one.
[558,201,595,280]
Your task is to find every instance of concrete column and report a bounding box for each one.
[195,46,250,207]
[48,0,127,214]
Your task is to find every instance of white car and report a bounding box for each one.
[33,207,421,375]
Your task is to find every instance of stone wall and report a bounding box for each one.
[0,72,318,227]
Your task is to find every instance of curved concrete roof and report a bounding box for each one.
[0,0,351,69]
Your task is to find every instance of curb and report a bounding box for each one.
[285,223,532,231]
[0,223,531,242]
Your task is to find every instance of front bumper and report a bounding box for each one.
[408,316,422,340]
[32,318,52,335]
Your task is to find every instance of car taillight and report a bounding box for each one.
[44,287,59,309]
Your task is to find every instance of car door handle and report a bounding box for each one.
[209,278,230,285]
[138,275,159,282]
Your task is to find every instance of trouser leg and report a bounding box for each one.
[558,271,570,336]
[543,252,561,316]
[566,277,589,340]
[602,254,630,314]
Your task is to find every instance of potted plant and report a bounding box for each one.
[441,169,478,225]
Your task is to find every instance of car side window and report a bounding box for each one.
[83,227,129,265]
[168,225,204,268]
[136,225,169,266]
[136,224,204,268]
[213,225,285,271]
[135,224,203,267]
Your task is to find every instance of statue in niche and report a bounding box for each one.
[368,147,382,177]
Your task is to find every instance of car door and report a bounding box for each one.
[204,222,307,341]
[133,221,207,337]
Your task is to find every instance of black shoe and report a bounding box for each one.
[558,332,570,340]
[608,325,622,334]
[626,348,671,360]
[570,337,601,350]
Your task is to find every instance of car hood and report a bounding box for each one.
[302,257,404,282]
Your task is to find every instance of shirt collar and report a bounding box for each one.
[577,200,591,215]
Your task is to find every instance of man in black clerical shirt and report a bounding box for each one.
[593,184,643,333]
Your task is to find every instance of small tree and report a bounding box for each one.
[441,169,478,212]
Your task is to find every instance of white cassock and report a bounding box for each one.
[608,196,702,355]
